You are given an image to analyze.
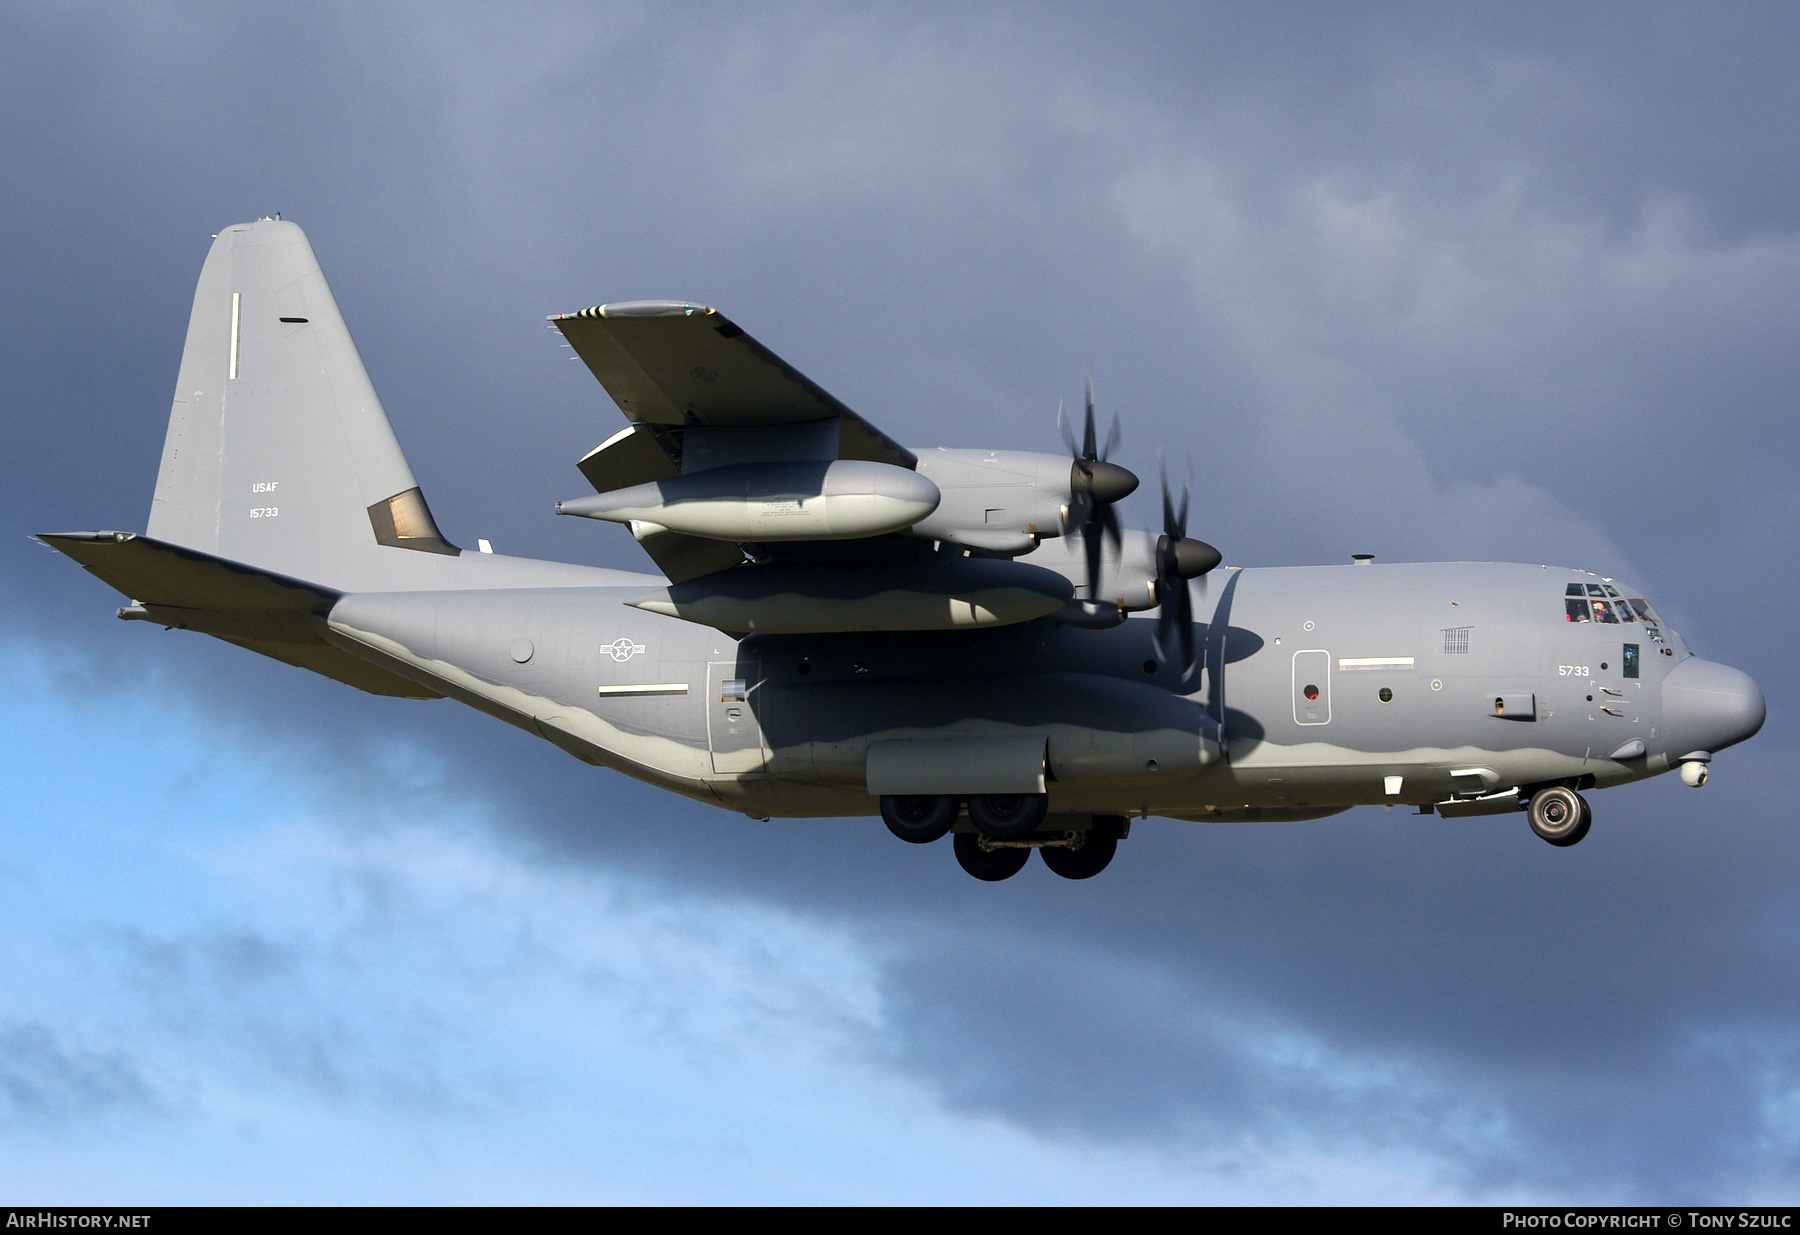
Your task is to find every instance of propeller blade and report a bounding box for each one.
[1101,412,1122,463]
[1151,459,1210,679]
[1084,513,1103,599]
[1176,583,1196,677]
[1166,455,1180,536]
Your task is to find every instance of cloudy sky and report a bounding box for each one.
[3,1,1798,1203]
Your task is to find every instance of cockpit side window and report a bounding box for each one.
[1629,598,1660,624]
[1565,597,1591,622]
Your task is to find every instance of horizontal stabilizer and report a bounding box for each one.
[38,531,339,613]
[37,532,436,699]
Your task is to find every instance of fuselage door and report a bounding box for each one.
[707,660,770,774]
[1292,649,1332,726]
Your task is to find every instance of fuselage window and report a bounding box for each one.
[1623,644,1640,678]
[1565,597,1591,622]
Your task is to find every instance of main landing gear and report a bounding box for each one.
[1526,785,1592,847]
[880,795,1128,880]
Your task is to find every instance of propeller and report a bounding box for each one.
[1152,456,1223,679]
[1059,376,1139,599]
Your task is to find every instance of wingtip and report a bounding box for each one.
[550,302,717,322]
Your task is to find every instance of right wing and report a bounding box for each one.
[553,301,922,583]
[551,302,915,468]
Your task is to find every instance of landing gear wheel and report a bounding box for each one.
[1558,795,1593,847]
[966,793,1049,840]
[1528,786,1591,846]
[953,832,1030,881]
[1040,830,1118,880]
[880,794,958,844]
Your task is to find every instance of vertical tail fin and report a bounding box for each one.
[148,219,456,588]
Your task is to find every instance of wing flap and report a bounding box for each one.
[577,423,680,495]
[631,528,747,585]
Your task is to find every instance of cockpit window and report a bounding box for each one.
[1564,583,1667,629]
[1562,588,1671,635]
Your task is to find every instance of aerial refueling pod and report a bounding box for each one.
[626,556,1074,633]
[558,460,940,542]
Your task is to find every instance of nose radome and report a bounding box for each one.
[1663,657,1766,756]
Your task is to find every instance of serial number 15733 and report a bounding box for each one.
[1558,665,1590,676]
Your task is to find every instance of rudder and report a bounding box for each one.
[149,219,456,589]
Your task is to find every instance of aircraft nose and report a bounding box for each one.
[1662,657,1766,756]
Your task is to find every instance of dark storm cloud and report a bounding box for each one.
[4,1,1797,1198]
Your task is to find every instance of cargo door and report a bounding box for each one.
[708,660,770,774]
[1292,649,1332,726]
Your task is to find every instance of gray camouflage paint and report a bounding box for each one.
[321,558,1764,823]
[54,219,1768,834]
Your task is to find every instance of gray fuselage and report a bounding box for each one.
[322,558,1765,823]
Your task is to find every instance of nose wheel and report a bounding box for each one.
[1527,785,1592,847]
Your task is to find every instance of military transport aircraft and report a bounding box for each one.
[41,219,1766,880]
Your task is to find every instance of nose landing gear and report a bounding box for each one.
[1526,785,1592,847]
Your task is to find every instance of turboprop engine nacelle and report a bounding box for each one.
[908,448,1139,555]
[558,460,940,542]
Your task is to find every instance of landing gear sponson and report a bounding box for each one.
[882,794,1127,880]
